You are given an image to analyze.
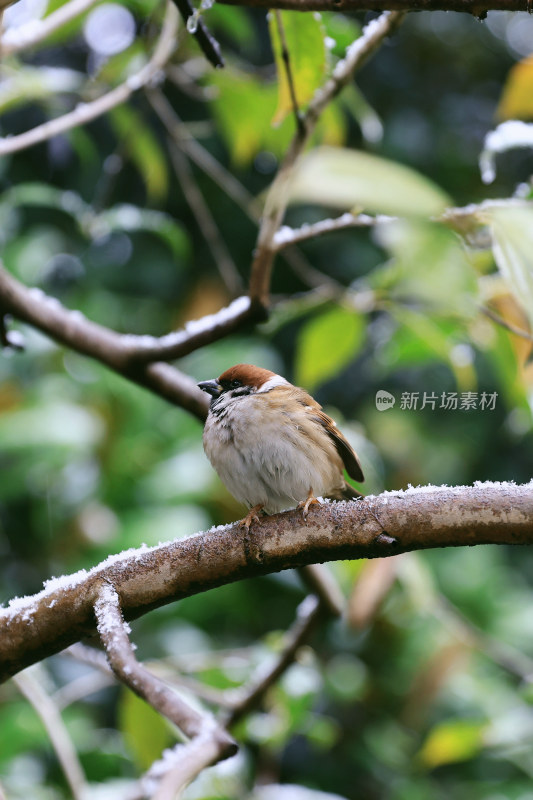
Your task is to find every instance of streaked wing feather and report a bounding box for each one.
[301,397,364,483]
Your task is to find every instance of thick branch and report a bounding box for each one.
[0,266,258,365]
[1,482,532,683]
[218,0,528,10]
[0,265,268,419]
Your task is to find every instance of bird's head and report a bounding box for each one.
[198,364,288,405]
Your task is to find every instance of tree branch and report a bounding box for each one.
[225,593,326,726]
[481,305,533,346]
[14,669,88,799]
[272,212,395,251]
[95,582,236,746]
[1,0,98,56]
[167,140,244,295]
[170,0,224,68]
[217,0,527,11]
[0,264,268,419]
[0,1,179,157]
[248,10,405,307]
[2,482,532,683]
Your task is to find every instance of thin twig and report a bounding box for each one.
[14,669,88,800]
[272,211,395,251]
[171,0,223,68]
[0,1,179,156]
[147,89,262,218]
[1,0,98,56]
[167,140,243,294]
[225,594,326,726]
[274,10,305,136]
[147,88,333,299]
[481,305,533,345]
[248,11,406,307]
[94,581,237,751]
[298,563,345,616]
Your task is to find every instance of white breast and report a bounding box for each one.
[203,393,344,513]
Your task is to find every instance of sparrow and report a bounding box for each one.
[198,364,364,529]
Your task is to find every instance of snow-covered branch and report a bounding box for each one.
[2,482,532,683]
[94,581,236,787]
[1,0,98,56]
[0,264,263,420]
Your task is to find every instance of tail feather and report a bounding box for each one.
[327,483,365,502]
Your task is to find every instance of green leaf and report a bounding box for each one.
[268,11,327,126]
[207,3,255,45]
[296,307,364,390]
[288,146,451,217]
[110,105,169,203]
[372,219,478,315]
[212,68,293,166]
[418,719,485,768]
[321,12,361,57]
[486,205,533,328]
[387,307,476,390]
[118,688,173,771]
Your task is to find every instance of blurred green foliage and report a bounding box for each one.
[1,1,533,798]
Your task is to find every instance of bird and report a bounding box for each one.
[198,364,364,529]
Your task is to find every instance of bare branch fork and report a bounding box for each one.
[94,582,237,794]
[2,482,532,684]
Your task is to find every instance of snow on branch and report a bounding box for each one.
[1,482,532,683]
[94,581,236,788]
[1,0,99,56]
[0,264,263,420]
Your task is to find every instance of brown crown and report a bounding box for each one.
[218,364,278,389]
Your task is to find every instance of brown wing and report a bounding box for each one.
[292,388,364,483]
[314,409,365,483]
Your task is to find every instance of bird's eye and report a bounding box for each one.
[230,379,242,389]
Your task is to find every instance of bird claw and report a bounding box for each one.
[239,504,264,531]
[297,492,321,519]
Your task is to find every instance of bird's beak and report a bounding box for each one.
[197,379,222,399]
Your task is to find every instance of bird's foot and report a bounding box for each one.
[297,490,321,519]
[239,504,264,531]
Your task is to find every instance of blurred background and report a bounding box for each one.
[1,1,533,797]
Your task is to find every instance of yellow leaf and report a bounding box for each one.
[498,56,533,120]
[418,719,485,769]
[269,11,327,126]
